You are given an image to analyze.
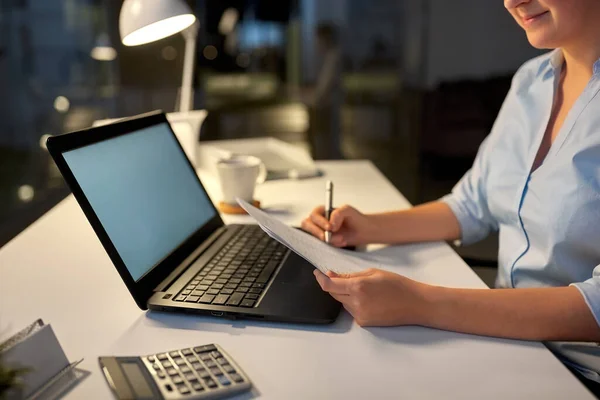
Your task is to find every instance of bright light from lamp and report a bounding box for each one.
[39,134,52,150]
[162,45,177,60]
[122,14,196,46]
[91,46,117,61]
[203,45,218,60]
[18,185,35,203]
[54,96,70,113]
[219,8,239,35]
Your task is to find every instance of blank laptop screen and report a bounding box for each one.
[63,123,215,281]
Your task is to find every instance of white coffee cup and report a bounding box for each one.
[217,155,267,205]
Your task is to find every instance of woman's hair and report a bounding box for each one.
[316,23,339,47]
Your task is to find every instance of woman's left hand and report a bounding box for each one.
[313,268,432,327]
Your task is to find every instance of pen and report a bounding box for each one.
[325,181,333,244]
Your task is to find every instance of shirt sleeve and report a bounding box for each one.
[438,59,534,246]
[572,267,600,327]
[440,136,499,246]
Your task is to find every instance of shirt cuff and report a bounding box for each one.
[440,194,483,246]
[571,281,600,328]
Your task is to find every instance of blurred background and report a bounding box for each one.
[0,0,543,283]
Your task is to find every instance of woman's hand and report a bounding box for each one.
[301,205,375,247]
[313,268,431,327]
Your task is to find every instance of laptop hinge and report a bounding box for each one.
[154,226,232,292]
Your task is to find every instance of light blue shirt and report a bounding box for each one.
[441,50,600,379]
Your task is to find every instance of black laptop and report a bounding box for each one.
[47,111,341,324]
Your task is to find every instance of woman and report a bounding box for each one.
[301,0,600,389]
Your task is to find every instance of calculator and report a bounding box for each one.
[99,344,252,399]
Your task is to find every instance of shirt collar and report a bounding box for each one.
[550,49,564,70]
[536,49,562,78]
[538,49,600,76]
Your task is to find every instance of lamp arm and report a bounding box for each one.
[180,21,199,112]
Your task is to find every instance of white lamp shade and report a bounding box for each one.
[119,0,196,46]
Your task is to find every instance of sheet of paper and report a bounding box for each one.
[238,199,376,274]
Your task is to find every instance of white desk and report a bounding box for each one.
[0,161,592,399]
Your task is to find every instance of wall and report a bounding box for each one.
[425,0,542,87]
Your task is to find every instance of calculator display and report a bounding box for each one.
[122,363,154,398]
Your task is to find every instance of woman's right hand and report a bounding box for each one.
[301,205,374,247]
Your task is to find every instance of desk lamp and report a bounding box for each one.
[119,0,198,112]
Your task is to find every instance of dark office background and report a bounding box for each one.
[0,0,542,282]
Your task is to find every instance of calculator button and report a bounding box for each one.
[157,370,166,379]
[200,354,211,362]
[184,373,197,381]
[166,368,178,376]
[169,351,180,357]
[235,287,249,294]
[174,358,187,366]
[187,356,197,364]
[152,364,161,371]
[162,361,173,369]
[240,299,255,308]
[249,288,262,294]
[177,384,191,395]
[230,373,244,383]
[172,376,184,385]
[197,285,210,291]
[181,349,193,356]
[210,351,221,358]
[191,382,204,392]
[206,289,220,295]
[217,375,231,386]
[210,367,223,376]
[192,290,205,297]
[182,290,192,296]
[220,289,234,295]
[204,378,217,388]
[157,353,168,361]
[175,295,187,302]
[192,362,203,371]
[205,360,216,368]
[245,294,259,300]
[198,370,210,379]
[216,357,228,366]
[147,356,156,363]
[180,366,191,374]
[194,345,217,353]
[223,365,235,374]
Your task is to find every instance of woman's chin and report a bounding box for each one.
[525,30,561,50]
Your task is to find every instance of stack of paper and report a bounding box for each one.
[238,199,370,275]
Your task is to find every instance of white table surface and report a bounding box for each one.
[0,160,592,399]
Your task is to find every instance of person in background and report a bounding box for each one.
[301,0,600,394]
[307,23,343,160]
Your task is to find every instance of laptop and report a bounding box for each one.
[47,111,341,324]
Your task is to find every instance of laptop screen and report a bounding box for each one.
[63,122,216,281]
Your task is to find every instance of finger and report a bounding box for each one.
[329,233,347,248]
[301,218,325,241]
[313,270,352,295]
[329,206,353,231]
[327,268,374,279]
[329,292,350,303]
[310,208,332,231]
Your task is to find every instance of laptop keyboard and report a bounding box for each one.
[174,225,288,308]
